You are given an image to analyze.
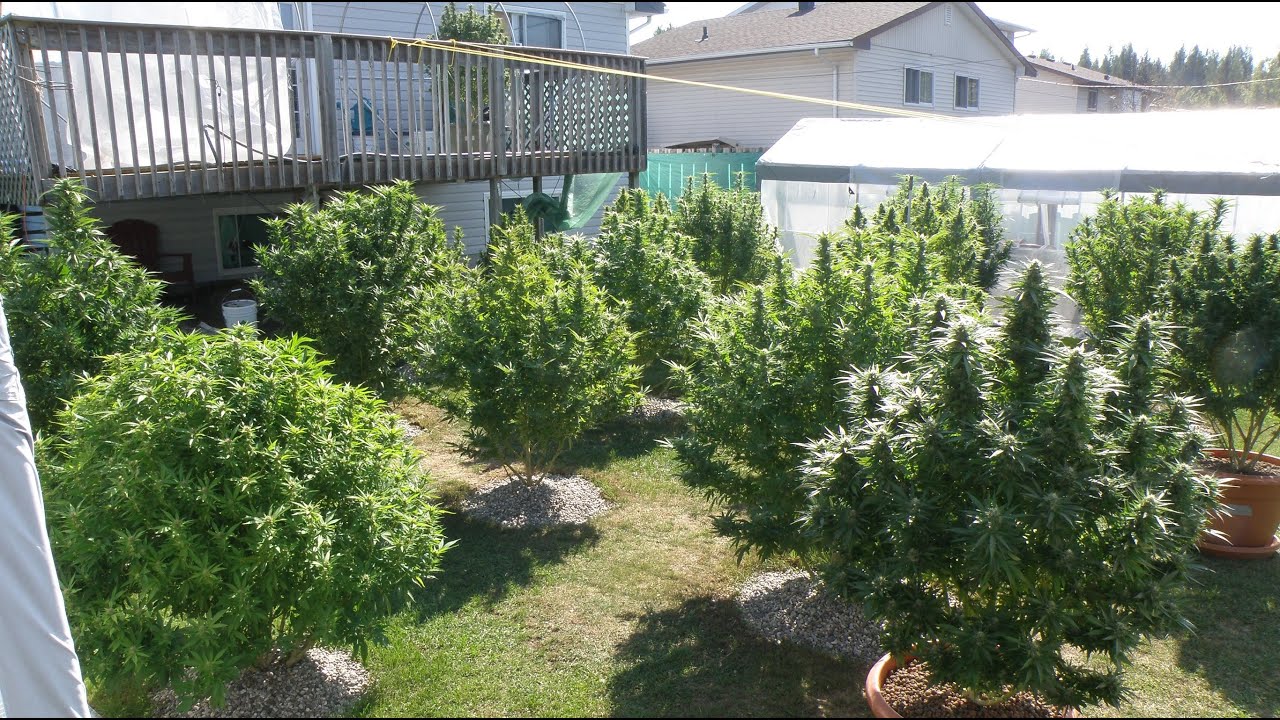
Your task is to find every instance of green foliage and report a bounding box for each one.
[435,4,510,124]
[671,229,966,559]
[436,2,510,44]
[592,189,713,373]
[41,328,449,707]
[1168,231,1280,470]
[0,179,182,432]
[675,173,779,293]
[873,176,1011,290]
[1065,190,1223,341]
[439,211,641,481]
[252,182,466,395]
[801,270,1218,709]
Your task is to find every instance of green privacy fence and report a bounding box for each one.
[638,149,765,203]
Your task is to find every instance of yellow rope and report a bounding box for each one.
[389,37,991,123]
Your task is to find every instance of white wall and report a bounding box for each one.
[646,48,857,149]
[855,3,1019,117]
[1015,76,1079,113]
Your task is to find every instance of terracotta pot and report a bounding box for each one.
[864,653,1079,718]
[1198,448,1280,559]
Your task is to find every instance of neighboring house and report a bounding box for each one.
[1016,56,1152,114]
[632,2,1035,150]
[0,2,663,286]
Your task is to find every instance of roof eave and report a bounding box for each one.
[645,40,856,65]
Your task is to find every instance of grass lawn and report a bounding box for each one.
[92,400,1280,717]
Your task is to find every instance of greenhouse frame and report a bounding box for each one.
[758,109,1280,271]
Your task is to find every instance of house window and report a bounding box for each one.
[954,75,980,109]
[504,8,566,48]
[904,68,934,105]
[215,211,278,274]
[1087,89,1099,112]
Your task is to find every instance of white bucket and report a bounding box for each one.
[221,298,258,328]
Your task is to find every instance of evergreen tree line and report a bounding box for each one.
[1036,44,1280,108]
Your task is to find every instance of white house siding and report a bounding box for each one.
[646,48,858,149]
[1015,76,1079,114]
[90,190,308,285]
[854,3,1018,117]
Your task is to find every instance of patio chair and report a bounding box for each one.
[106,219,195,296]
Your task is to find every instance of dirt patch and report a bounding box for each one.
[881,659,1072,718]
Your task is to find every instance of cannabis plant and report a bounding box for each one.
[1065,190,1223,341]
[801,264,1218,710]
[438,212,640,482]
[253,182,466,395]
[593,189,713,374]
[873,176,1011,291]
[435,3,510,126]
[0,179,183,432]
[41,327,449,707]
[1167,231,1280,471]
[675,173,780,293]
[672,233,926,558]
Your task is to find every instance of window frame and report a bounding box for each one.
[212,206,283,278]
[953,73,980,110]
[501,5,568,49]
[903,67,935,107]
[1086,88,1099,112]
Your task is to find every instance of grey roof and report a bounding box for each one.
[1026,56,1139,87]
[632,1,1034,73]
[634,2,930,59]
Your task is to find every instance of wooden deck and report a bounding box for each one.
[0,16,648,205]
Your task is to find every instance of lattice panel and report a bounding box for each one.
[516,65,634,154]
[0,24,37,207]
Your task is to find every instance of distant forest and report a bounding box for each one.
[1037,45,1280,108]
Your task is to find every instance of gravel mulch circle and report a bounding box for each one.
[151,648,371,718]
[735,569,882,664]
[396,418,424,440]
[626,396,686,424]
[881,659,1073,718]
[460,474,609,529]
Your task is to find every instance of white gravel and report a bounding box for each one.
[461,474,610,529]
[736,570,883,664]
[627,396,686,424]
[151,647,371,718]
[396,418,424,440]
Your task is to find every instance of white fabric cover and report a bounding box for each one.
[0,295,90,717]
[6,2,289,172]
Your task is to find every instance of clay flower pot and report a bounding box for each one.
[864,653,1079,719]
[1198,448,1280,559]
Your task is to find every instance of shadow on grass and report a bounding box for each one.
[1175,556,1280,716]
[559,415,684,472]
[409,511,600,620]
[607,596,871,718]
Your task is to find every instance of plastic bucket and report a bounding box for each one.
[221,298,258,328]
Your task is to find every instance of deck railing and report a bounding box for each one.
[0,16,647,205]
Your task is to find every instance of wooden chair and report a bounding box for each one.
[105,219,195,295]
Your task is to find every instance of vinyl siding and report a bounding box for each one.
[1015,76,1079,114]
[646,48,857,149]
[309,2,629,53]
[855,3,1019,116]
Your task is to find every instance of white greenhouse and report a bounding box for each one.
[759,109,1280,272]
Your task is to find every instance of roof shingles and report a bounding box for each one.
[632,2,932,61]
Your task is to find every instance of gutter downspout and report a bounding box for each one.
[814,47,841,118]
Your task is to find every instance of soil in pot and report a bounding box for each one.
[880,659,1073,719]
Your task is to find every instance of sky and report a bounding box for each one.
[632,2,1280,64]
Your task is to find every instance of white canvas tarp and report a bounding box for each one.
[0,295,90,718]
[7,2,290,172]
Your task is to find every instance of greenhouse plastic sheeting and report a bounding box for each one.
[0,296,91,718]
[6,2,289,172]
[758,110,1280,195]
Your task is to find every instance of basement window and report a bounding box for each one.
[214,210,278,275]
[904,67,934,106]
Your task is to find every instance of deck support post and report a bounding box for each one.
[488,177,502,243]
[532,175,544,240]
